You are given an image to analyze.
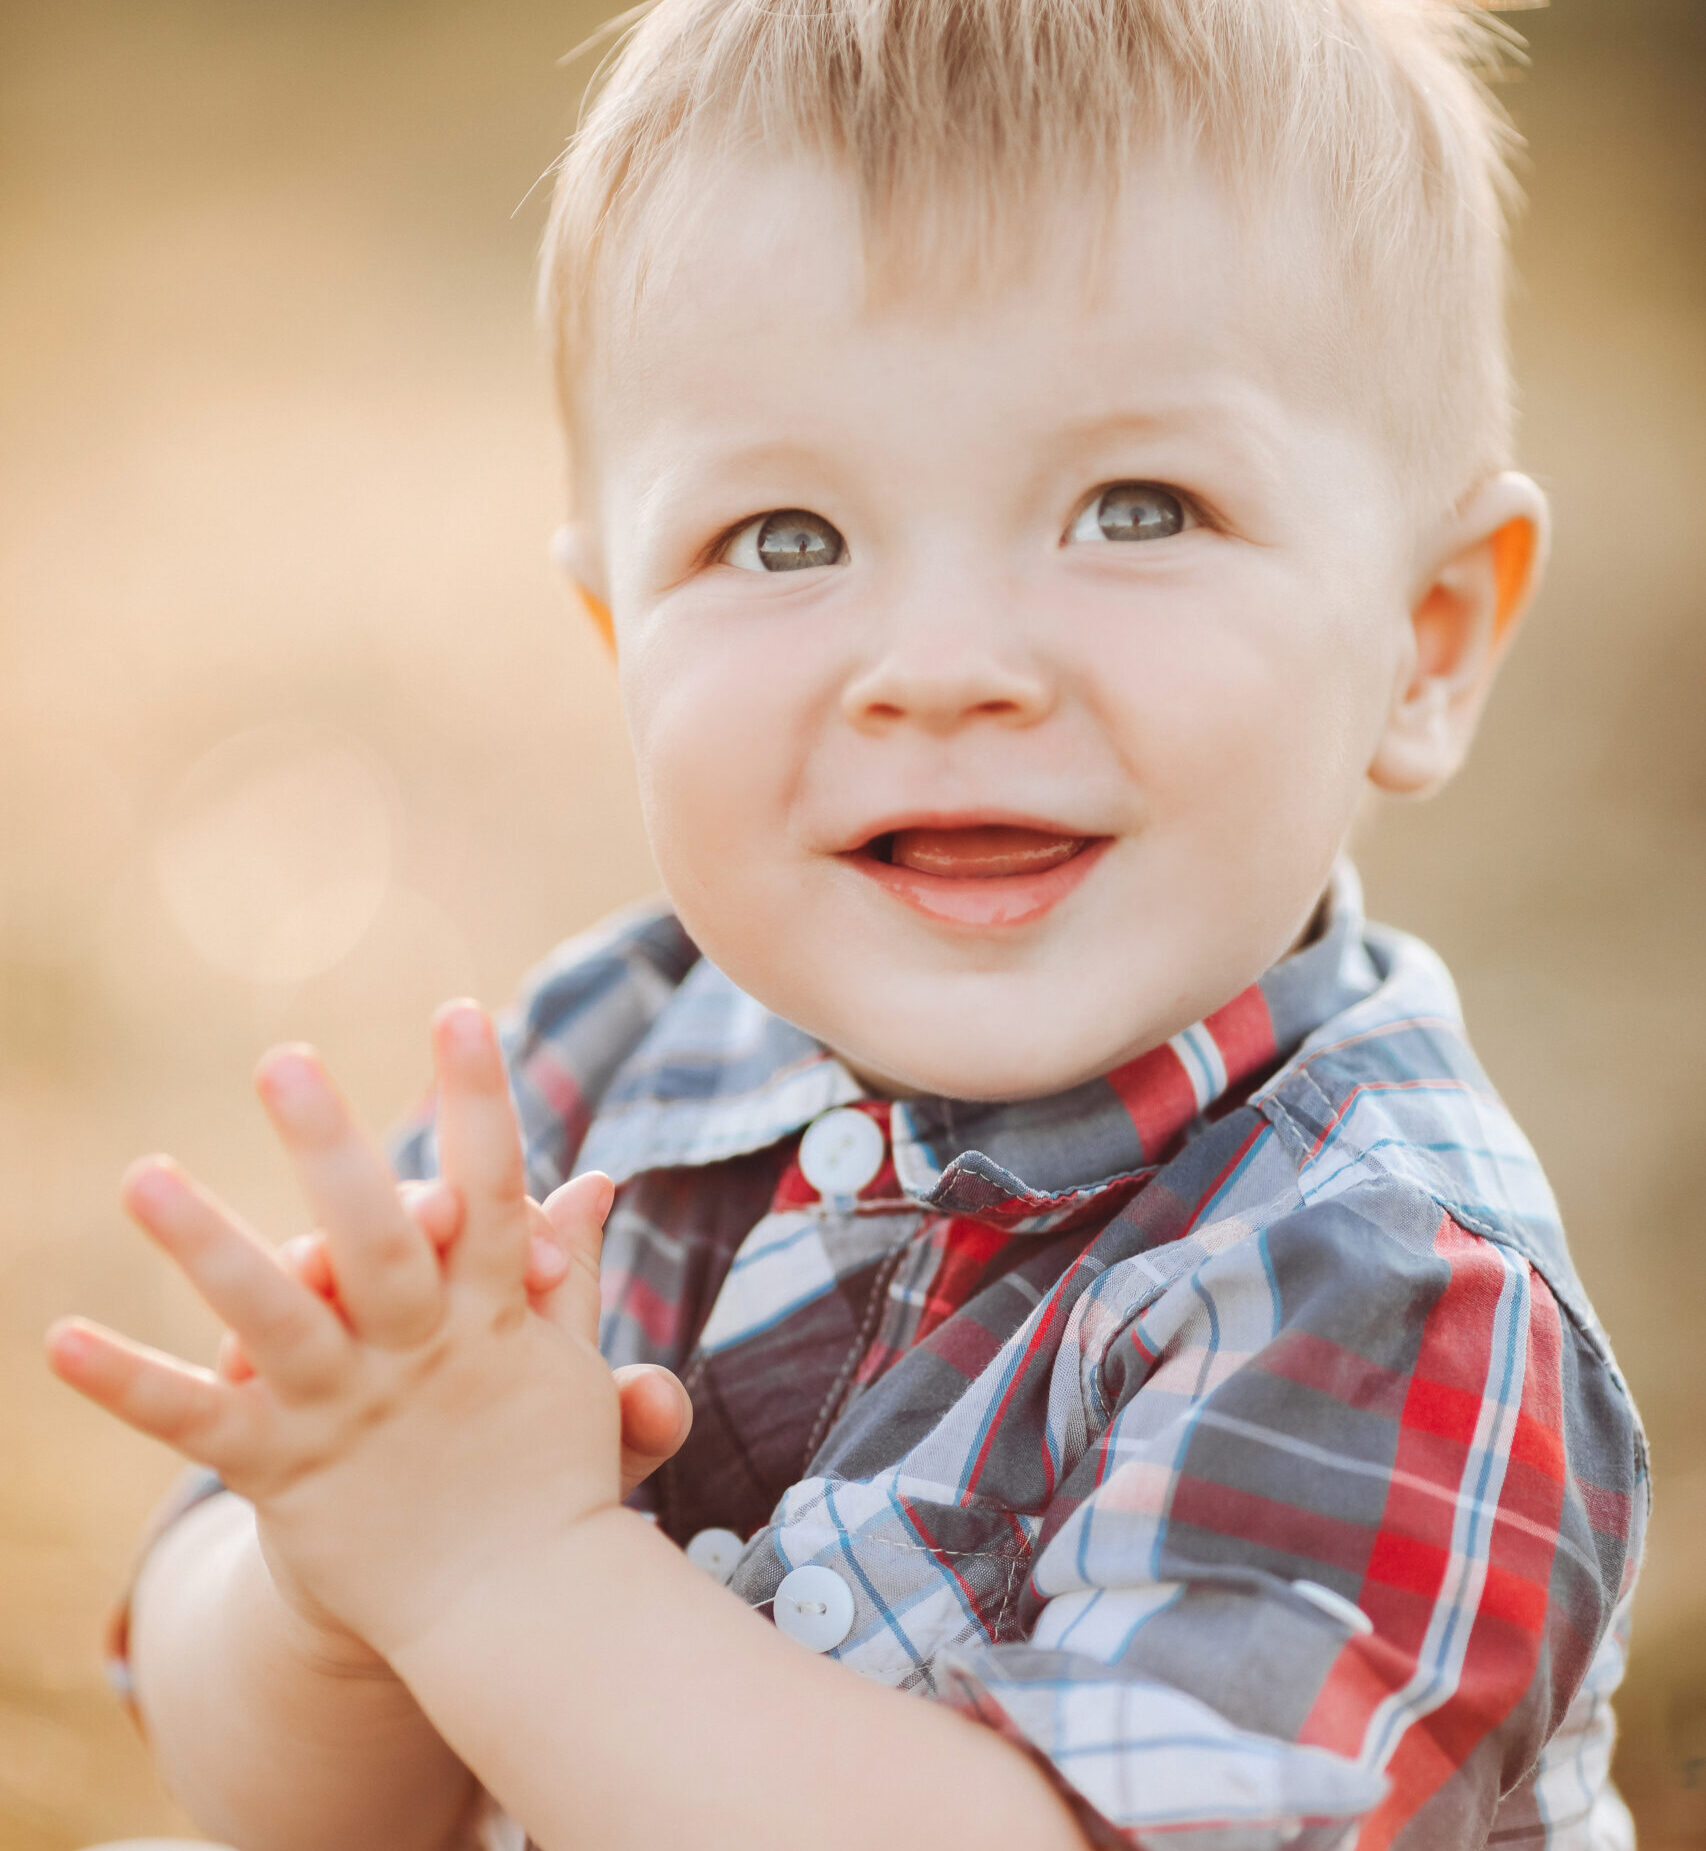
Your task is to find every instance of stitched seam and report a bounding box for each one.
[993,1551,1025,1639]
[800,1237,913,1472]
[750,1522,1030,1565]
[909,1166,1156,1211]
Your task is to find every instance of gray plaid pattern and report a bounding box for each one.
[388,866,1647,1850]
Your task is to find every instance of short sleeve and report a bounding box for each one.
[935,1188,1646,1851]
[105,1465,228,1727]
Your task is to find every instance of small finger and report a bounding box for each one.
[277,1232,336,1300]
[525,1196,571,1295]
[217,1329,254,1383]
[121,1158,347,1400]
[615,1364,693,1498]
[398,1178,463,1253]
[46,1318,257,1473]
[255,1048,443,1346]
[536,1171,615,1344]
[430,1004,529,1293]
[231,1234,331,1377]
[527,1236,570,1291]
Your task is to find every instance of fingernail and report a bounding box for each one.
[577,1170,616,1220]
[121,1156,180,1214]
[257,1046,320,1108]
[541,1169,614,1224]
[435,1001,490,1054]
[47,1319,91,1365]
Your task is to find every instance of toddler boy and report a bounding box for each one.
[51,2,1646,1848]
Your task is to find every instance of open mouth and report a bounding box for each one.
[846,823,1110,928]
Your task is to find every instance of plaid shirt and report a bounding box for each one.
[396,866,1644,1851]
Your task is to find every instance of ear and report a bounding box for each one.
[550,522,615,655]
[1368,471,1549,798]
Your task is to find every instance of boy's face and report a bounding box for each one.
[583,153,1423,1100]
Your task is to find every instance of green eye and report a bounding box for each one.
[1068,483,1189,544]
[723,509,847,573]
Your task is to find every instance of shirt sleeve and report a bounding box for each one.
[934,1185,1647,1851]
[105,1465,229,1728]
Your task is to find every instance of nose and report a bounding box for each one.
[840,615,1056,734]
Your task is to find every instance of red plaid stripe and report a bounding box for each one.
[1107,1043,1201,1161]
[1203,985,1278,1082]
[1297,1216,1569,1848]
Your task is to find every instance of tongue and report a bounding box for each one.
[889,825,1086,879]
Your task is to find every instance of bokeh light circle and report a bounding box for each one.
[153,723,394,983]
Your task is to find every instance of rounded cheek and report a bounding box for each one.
[1090,605,1370,927]
[624,634,812,933]
[620,574,1394,1097]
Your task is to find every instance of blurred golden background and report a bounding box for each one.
[1,2,1702,1844]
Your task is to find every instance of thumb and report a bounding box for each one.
[615,1364,693,1498]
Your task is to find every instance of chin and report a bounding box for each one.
[826,1015,1117,1104]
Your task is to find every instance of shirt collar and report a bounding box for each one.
[578,864,1380,1221]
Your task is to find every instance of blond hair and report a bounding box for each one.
[541,0,1530,515]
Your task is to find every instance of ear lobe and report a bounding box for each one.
[550,522,615,655]
[1369,471,1549,799]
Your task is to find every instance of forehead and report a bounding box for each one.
[584,149,1348,489]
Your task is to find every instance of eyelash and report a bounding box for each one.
[710,480,1203,573]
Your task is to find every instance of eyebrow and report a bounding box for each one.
[651,400,1275,478]
[1046,390,1288,467]
[623,374,1295,531]
[628,439,857,524]
[650,437,846,479]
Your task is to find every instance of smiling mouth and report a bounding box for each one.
[847,824,1110,927]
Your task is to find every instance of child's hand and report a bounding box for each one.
[47,1003,646,1661]
[218,1179,692,1502]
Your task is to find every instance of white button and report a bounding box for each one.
[798,1107,885,1198]
[773,1563,856,1652]
[685,1526,744,1582]
[1291,1578,1374,1636]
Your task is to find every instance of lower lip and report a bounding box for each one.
[847,838,1111,928]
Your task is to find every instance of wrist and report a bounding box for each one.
[234,1505,395,1678]
[387,1500,669,1679]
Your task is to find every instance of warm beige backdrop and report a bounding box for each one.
[2,3,1702,1845]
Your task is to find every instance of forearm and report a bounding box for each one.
[129,1492,478,1851]
[389,1507,1091,1851]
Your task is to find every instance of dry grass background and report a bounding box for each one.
[1,2,1702,1844]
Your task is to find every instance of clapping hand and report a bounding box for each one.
[48,1003,686,1663]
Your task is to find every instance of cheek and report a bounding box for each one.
[621,631,810,908]
[1084,577,1390,827]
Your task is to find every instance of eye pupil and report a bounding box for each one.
[757,510,844,571]
[1096,485,1184,542]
